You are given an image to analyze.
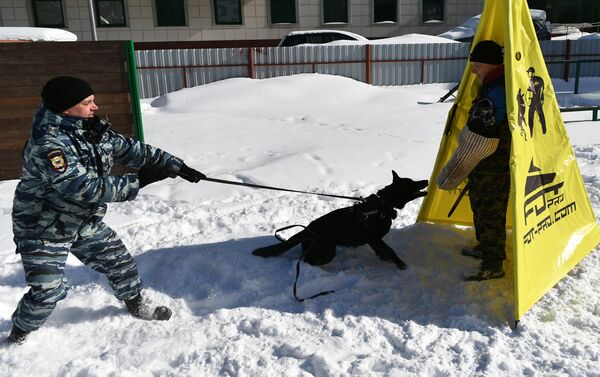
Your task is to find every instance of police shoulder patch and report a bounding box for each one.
[47,149,68,173]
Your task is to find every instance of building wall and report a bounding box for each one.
[0,0,484,42]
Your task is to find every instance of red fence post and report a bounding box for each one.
[182,67,188,88]
[365,44,371,84]
[248,47,255,79]
[420,59,425,84]
[563,39,571,82]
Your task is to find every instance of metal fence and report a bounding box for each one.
[135,39,600,99]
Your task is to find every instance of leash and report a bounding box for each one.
[201,177,363,201]
[447,182,470,217]
[274,224,337,302]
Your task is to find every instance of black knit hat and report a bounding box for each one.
[469,40,503,65]
[41,76,94,113]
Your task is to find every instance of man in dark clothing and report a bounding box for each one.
[436,40,510,281]
[8,76,205,344]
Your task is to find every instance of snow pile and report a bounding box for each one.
[369,34,459,45]
[0,27,77,42]
[552,32,600,41]
[0,74,599,376]
[437,15,481,41]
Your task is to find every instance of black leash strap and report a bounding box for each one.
[201,177,362,201]
[274,225,335,302]
[447,182,470,218]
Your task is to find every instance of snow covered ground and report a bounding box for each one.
[0,74,599,376]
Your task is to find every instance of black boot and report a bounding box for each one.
[461,244,484,259]
[8,325,29,345]
[125,294,172,321]
[463,259,505,281]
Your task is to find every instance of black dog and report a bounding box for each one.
[252,171,428,270]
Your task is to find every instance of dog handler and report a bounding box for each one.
[7,76,205,344]
[436,40,510,281]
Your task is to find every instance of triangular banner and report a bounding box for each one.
[418,0,600,321]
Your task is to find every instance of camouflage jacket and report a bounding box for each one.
[12,104,182,244]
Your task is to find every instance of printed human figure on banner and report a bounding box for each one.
[527,66,546,137]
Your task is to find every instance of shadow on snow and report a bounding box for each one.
[0,223,515,333]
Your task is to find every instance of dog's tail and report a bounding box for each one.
[252,226,312,258]
[252,240,298,258]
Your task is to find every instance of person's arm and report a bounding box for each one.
[436,127,499,190]
[108,128,183,171]
[436,96,501,190]
[32,136,139,203]
[90,118,204,185]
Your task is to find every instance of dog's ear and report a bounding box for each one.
[392,170,400,182]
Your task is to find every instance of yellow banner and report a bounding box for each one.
[505,0,600,320]
[417,0,508,227]
[418,0,600,320]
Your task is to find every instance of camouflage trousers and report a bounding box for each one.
[12,222,141,332]
[468,172,510,261]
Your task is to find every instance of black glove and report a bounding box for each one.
[177,163,206,183]
[137,164,175,188]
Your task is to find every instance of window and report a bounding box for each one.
[374,0,397,23]
[528,0,599,24]
[156,0,186,26]
[422,0,444,22]
[95,0,127,27]
[214,0,242,25]
[323,0,348,23]
[31,0,65,28]
[271,0,296,24]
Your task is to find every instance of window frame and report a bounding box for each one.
[421,0,445,23]
[155,0,187,27]
[94,0,128,28]
[269,0,297,25]
[213,0,243,25]
[31,0,66,28]
[373,0,398,24]
[322,0,349,24]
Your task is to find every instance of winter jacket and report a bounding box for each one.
[12,104,182,245]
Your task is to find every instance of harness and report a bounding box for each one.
[274,194,397,302]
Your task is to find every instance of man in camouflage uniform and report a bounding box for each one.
[8,76,205,344]
[436,40,510,281]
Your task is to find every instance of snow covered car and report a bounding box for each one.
[277,30,368,47]
[278,30,456,47]
[438,9,551,42]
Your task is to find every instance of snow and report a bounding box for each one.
[438,10,548,42]
[0,27,77,42]
[552,32,600,41]
[1,74,599,376]
[369,34,459,45]
[438,15,481,41]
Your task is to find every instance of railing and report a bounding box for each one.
[135,39,600,99]
[559,106,599,121]
[135,43,470,98]
[547,59,600,94]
